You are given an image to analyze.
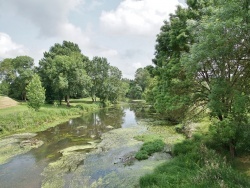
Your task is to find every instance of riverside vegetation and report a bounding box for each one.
[0,98,100,138]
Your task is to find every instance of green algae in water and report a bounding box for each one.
[0,133,43,165]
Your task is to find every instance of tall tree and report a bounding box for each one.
[38,41,90,106]
[150,6,197,123]
[98,65,122,104]
[183,0,250,157]
[85,57,109,102]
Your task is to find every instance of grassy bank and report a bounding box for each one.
[140,135,250,187]
[139,118,250,188]
[0,98,100,138]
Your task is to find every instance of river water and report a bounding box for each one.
[0,105,139,188]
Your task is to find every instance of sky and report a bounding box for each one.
[0,0,186,79]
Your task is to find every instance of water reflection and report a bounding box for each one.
[0,105,138,188]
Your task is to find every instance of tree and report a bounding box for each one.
[183,0,250,157]
[38,41,90,106]
[127,82,143,100]
[85,56,123,104]
[118,79,130,101]
[85,57,109,102]
[98,65,122,104]
[149,5,199,123]
[134,68,151,93]
[26,74,45,111]
[0,56,34,100]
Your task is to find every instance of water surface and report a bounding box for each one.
[0,106,138,188]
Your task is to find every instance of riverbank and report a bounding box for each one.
[0,99,100,138]
[0,98,100,166]
[139,119,250,187]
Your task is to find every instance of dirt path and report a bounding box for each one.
[0,96,19,109]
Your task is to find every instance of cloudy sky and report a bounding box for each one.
[0,0,185,79]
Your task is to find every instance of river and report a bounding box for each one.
[0,105,140,188]
[0,104,175,188]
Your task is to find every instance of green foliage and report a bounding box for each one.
[127,68,151,100]
[85,56,123,104]
[144,0,250,156]
[0,81,9,95]
[74,103,99,112]
[134,68,151,93]
[0,56,34,100]
[140,138,250,188]
[135,139,165,161]
[26,74,46,111]
[141,139,165,155]
[1,40,124,105]
[135,150,149,160]
[38,41,91,105]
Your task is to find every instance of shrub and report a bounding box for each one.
[26,74,45,111]
[135,150,149,160]
[141,139,165,155]
[135,139,165,161]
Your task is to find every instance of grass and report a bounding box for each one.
[233,155,250,177]
[140,136,250,188]
[0,98,100,137]
[139,116,250,187]
[135,139,165,160]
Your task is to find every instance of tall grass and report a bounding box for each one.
[140,135,250,188]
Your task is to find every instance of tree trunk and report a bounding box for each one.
[229,140,235,158]
[218,114,223,121]
[24,93,27,102]
[66,95,70,107]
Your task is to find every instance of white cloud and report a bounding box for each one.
[1,0,92,57]
[100,0,181,36]
[132,62,143,69]
[98,48,118,58]
[0,33,29,59]
[58,23,91,47]
[3,0,85,38]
